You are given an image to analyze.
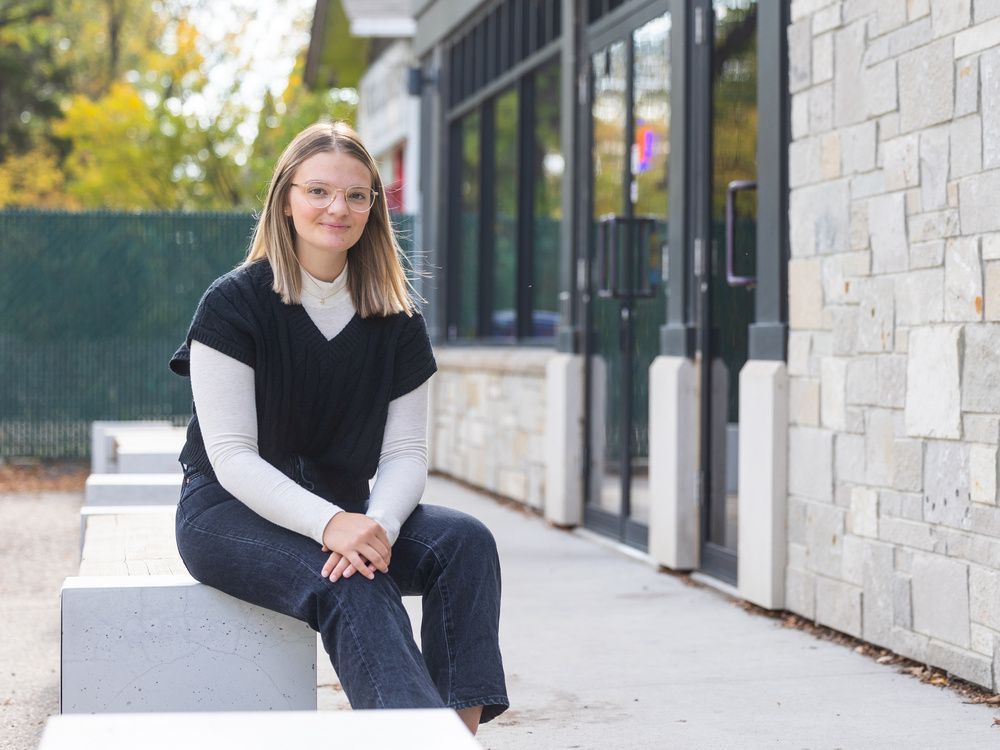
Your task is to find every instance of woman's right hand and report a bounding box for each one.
[320,512,391,582]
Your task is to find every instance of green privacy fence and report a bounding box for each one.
[0,209,416,459]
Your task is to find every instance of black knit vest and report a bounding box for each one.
[169,260,437,506]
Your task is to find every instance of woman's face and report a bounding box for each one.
[285,150,373,276]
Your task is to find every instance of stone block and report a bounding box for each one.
[965,413,1000,443]
[911,552,970,647]
[864,59,899,119]
[893,440,924,492]
[970,445,999,504]
[880,516,939,550]
[856,276,895,351]
[970,565,1000,629]
[790,180,851,256]
[820,357,848,429]
[820,130,841,176]
[909,208,961,241]
[971,624,996,655]
[985,262,1000,320]
[888,18,934,58]
[813,3,842,32]
[828,307,856,355]
[841,534,865,585]
[910,240,944,268]
[849,487,879,537]
[789,428,834,501]
[788,332,812,375]
[908,0,930,20]
[882,134,920,189]
[862,540,895,647]
[815,576,863,637]
[944,237,984,321]
[951,115,982,177]
[788,497,809,545]
[962,324,1000,412]
[985,232,1000,259]
[789,258,824,328]
[976,0,1000,22]
[982,48,1000,168]
[786,567,816,619]
[893,574,913,628]
[865,408,898,488]
[878,0,909,33]
[834,21,867,126]
[805,501,846,576]
[850,204,870,252]
[846,357,878,405]
[930,0,971,36]
[926,641,992,687]
[905,325,961,438]
[895,268,944,326]
[850,170,886,199]
[876,355,907,408]
[90,421,174,474]
[835,433,867,484]
[955,16,1000,57]
[881,489,925,519]
[791,136,823,188]
[899,38,955,133]
[918,125,950,210]
[789,377,821,426]
[923,440,972,528]
[959,170,1000,235]
[956,57,980,118]
[789,19,812,93]
[813,32,834,84]
[792,92,809,139]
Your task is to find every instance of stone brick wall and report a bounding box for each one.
[787,0,1000,690]
[428,347,553,512]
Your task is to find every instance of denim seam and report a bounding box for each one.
[336,598,387,708]
[450,695,509,711]
[179,513,319,583]
[397,532,457,704]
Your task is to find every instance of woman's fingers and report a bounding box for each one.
[321,551,341,578]
[358,543,389,574]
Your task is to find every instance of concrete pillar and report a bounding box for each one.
[544,353,584,526]
[648,356,699,570]
[736,360,788,610]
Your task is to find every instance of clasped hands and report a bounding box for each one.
[320,511,391,582]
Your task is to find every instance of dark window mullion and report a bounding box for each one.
[516,75,535,339]
[447,120,464,339]
[479,99,497,337]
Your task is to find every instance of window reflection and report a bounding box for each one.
[459,111,481,338]
[492,88,518,337]
[532,61,561,337]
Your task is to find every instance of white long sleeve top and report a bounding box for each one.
[188,261,429,546]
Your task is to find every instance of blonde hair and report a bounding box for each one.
[244,121,415,317]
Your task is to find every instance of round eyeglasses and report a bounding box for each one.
[291,183,378,213]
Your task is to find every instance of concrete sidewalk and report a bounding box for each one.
[409,476,998,749]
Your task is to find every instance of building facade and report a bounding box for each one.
[353,0,1000,691]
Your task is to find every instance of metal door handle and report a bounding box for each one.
[725,180,757,288]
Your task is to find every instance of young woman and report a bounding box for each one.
[169,121,508,733]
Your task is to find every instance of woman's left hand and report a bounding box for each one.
[320,546,359,581]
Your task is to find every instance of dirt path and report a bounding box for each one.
[0,490,83,750]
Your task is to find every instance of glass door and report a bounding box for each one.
[697,0,759,583]
[584,9,670,549]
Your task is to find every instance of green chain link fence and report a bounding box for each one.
[0,209,416,459]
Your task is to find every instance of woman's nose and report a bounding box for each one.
[326,190,350,214]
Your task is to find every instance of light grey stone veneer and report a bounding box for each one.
[789,0,1000,691]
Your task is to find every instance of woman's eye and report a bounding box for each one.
[308,187,328,197]
[348,191,365,202]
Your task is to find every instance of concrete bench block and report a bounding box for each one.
[40,709,479,749]
[91,422,174,474]
[61,576,317,713]
[84,474,182,506]
[114,429,186,474]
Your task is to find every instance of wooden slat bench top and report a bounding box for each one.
[79,510,185,577]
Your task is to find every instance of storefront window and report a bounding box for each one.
[532,61,561,338]
[459,111,481,338]
[492,87,519,337]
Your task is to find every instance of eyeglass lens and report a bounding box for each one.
[301,184,375,211]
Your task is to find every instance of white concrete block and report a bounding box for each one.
[962,324,1000,412]
[648,356,699,570]
[85,474,182,506]
[114,428,187,474]
[737,361,788,610]
[849,487,879,538]
[39,709,477,750]
[944,237,983,322]
[544,354,583,527]
[91,421,173,474]
[971,445,999,504]
[789,427,834,502]
[61,577,317,713]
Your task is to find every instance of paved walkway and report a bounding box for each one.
[4,478,999,749]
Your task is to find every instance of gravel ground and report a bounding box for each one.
[0,490,83,750]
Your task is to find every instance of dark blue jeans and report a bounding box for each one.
[174,464,508,722]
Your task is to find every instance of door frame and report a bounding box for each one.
[579,0,669,550]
